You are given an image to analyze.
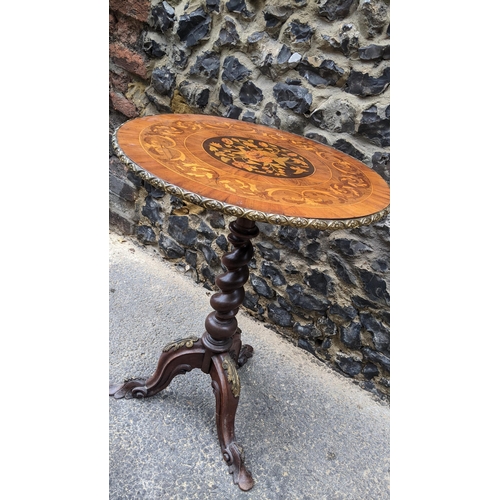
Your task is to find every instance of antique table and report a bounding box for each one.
[110,113,390,491]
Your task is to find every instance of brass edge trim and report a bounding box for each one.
[112,131,390,231]
[222,355,241,399]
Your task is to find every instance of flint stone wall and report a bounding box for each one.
[109,0,390,399]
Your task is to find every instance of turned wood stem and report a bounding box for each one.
[202,218,259,364]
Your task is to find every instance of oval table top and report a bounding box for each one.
[113,114,390,230]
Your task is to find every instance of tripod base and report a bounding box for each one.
[109,331,254,491]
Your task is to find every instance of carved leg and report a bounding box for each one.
[211,353,254,491]
[109,336,204,399]
[109,218,259,490]
[229,328,254,368]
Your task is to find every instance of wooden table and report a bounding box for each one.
[110,114,390,491]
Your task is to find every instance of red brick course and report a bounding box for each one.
[109,91,139,118]
[109,42,150,80]
[113,12,142,46]
[109,0,151,23]
[109,69,132,94]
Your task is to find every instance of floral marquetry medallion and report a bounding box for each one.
[203,137,315,178]
[114,114,390,226]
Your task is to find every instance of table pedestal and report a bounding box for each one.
[109,217,259,491]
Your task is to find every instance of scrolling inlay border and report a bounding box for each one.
[112,131,390,230]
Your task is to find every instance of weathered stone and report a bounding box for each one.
[321,24,360,57]
[332,139,365,161]
[318,0,356,21]
[360,312,389,352]
[167,216,197,246]
[190,51,220,80]
[198,243,219,266]
[197,220,217,241]
[329,303,357,321]
[222,56,252,82]
[317,316,337,336]
[303,240,321,260]
[359,270,389,305]
[261,262,286,286]
[214,17,240,48]
[201,265,216,285]
[277,294,292,311]
[256,241,280,261]
[278,226,300,251]
[260,102,281,128]
[250,274,275,299]
[226,0,255,19]
[297,58,345,87]
[185,249,198,268]
[351,295,380,310]
[359,43,390,61]
[370,151,389,179]
[136,225,156,245]
[358,0,389,39]
[126,170,143,188]
[289,21,313,43]
[223,105,242,119]
[309,98,356,132]
[243,290,261,312]
[145,87,171,113]
[142,33,167,58]
[277,44,292,64]
[357,106,390,147]
[345,67,390,97]
[362,363,379,380]
[215,234,228,252]
[273,83,312,114]
[219,84,233,106]
[336,355,362,376]
[144,182,165,198]
[247,31,266,44]
[178,80,211,109]
[332,238,373,256]
[268,302,293,327]
[304,269,331,296]
[293,322,322,338]
[142,195,163,226]
[340,322,362,349]
[207,211,225,229]
[305,133,329,145]
[264,5,293,29]
[151,66,176,96]
[328,254,357,285]
[159,233,185,259]
[298,338,317,356]
[150,1,176,32]
[371,258,389,273]
[206,0,220,12]
[362,347,390,372]
[239,81,263,105]
[284,263,300,275]
[287,284,329,312]
[176,7,211,48]
[242,110,256,122]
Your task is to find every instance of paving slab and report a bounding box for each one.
[109,231,390,500]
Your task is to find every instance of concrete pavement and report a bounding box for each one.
[109,230,390,499]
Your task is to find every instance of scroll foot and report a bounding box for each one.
[109,336,204,400]
[211,353,254,491]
